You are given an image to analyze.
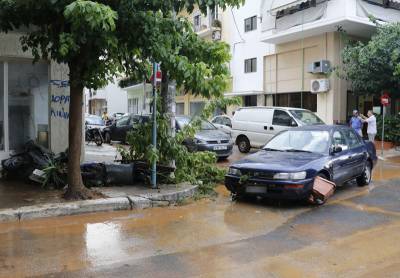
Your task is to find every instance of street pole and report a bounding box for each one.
[381,106,385,157]
[151,62,158,189]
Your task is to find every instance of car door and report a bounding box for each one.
[330,130,352,184]
[342,129,367,178]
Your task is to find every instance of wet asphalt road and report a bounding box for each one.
[1,149,400,277]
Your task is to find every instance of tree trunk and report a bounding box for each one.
[160,72,176,168]
[63,67,95,200]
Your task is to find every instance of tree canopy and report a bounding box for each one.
[0,0,243,199]
[341,22,400,96]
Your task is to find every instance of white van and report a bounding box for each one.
[231,107,325,153]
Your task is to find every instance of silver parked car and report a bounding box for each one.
[176,116,234,160]
[211,115,232,135]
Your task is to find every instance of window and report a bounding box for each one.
[332,131,348,151]
[193,14,201,31]
[190,102,205,117]
[130,115,140,126]
[273,92,317,112]
[212,116,223,125]
[243,95,257,106]
[244,16,257,32]
[272,110,296,127]
[244,58,257,73]
[222,117,232,127]
[176,102,184,115]
[116,116,130,127]
[343,129,362,149]
[128,98,139,114]
[264,130,330,154]
[8,61,49,150]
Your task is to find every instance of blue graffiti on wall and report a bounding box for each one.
[51,95,70,104]
[51,94,70,119]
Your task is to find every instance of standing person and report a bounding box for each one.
[361,110,377,141]
[101,111,109,124]
[350,110,363,136]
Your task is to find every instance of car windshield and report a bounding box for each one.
[86,116,104,125]
[176,117,216,130]
[290,110,324,125]
[263,130,330,154]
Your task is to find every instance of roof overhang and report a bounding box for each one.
[224,90,265,97]
[260,17,377,44]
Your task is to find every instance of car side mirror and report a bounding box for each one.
[331,146,343,154]
[226,123,232,128]
[290,120,298,127]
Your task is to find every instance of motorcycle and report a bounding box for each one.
[85,124,103,146]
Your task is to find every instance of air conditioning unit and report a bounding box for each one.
[308,60,331,74]
[311,79,330,93]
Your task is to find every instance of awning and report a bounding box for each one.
[270,0,308,12]
[224,91,265,97]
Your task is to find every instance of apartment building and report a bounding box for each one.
[225,0,274,115]
[260,0,400,123]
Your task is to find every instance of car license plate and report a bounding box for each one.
[214,145,228,151]
[246,186,267,194]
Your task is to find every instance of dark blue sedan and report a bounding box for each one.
[225,125,377,201]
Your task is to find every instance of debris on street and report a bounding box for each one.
[309,176,336,205]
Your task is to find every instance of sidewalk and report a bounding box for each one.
[378,147,400,160]
[0,182,197,222]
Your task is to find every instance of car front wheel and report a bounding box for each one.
[237,136,250,153]
[357,162,372,187]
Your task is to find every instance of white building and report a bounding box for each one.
[122,83,152,115]
[259,0,400,123]
[226,0,274,108]
[85,80,128,116]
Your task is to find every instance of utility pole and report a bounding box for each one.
[151,62,158,189]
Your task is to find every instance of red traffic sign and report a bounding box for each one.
[381,93,390,106]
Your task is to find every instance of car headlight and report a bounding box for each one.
[194,138,206,144]
[228,167,241,176]
[273,171,307,180]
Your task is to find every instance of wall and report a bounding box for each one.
[228,0,274,94]
[263,32,348,123]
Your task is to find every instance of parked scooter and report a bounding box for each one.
[85,124,103,146]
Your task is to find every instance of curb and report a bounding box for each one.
[0,184,198,223]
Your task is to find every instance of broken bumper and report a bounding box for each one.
[225,175,315,200]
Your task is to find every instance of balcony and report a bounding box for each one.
[193,12,222,40]
[260,0,400,44]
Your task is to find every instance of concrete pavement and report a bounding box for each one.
[0,156,400,277]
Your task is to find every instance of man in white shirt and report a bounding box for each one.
[361,110,377,141]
